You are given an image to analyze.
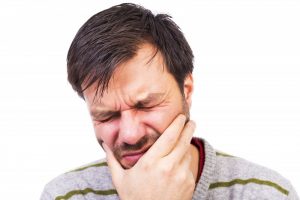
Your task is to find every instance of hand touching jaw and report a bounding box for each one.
[103,114,198,200]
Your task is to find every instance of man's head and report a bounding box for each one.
[67,3,194,169]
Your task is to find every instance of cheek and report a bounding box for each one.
[142,109,178,134]
[93,122,119,148]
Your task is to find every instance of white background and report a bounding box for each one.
[0,0,299,199]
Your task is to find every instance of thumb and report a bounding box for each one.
[103,143,124,185]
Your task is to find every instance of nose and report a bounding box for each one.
[118,109,145,145]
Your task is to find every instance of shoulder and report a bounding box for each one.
[40,159,118,200]
[209,147,298,199]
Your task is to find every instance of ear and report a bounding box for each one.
[183,74,194,108]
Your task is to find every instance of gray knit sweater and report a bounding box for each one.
[41,138,299,200]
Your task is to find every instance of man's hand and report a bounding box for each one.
[103,114,196,200]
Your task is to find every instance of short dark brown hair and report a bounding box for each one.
[67,3,194,98]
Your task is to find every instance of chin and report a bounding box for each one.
[120,159,139,169]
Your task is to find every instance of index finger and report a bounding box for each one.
[103,143,124,186]
[166,120,195,163]
[140,114,186,163]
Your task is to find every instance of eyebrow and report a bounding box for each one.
[135,93,164,106]
[91,110,118,119]
[90,92,164,119]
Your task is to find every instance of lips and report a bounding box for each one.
[121,146,151,167]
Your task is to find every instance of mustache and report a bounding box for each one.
[97,133,160,154]
[117,135,152,152]
[115,134,160,158]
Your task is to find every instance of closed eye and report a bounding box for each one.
[135,102,155,111]
[139,106,155,111]
[96,113,121,123]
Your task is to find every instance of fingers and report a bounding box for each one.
[141,114,186,163]
[166,120,196,163]
[180,153,194,180]
[103,143,124,185]
[179,153,196,186]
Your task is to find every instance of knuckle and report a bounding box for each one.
[186,154,192,163]
[175,171,195,186]
[188,175,195,187]
[175,172,187,182]
[178,137,190,148]
[159,163,174,176]
[188,172,196,186]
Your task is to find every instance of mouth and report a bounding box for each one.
[121,146,151,167]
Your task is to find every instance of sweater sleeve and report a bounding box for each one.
[40,187,54,200]
[287,183,299,200]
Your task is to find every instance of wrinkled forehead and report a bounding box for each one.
[83,43,173,107]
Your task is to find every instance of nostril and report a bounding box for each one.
[121,135,149,151]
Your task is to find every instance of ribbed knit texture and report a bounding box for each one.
[192,139,217,199]
[41,138,299,200]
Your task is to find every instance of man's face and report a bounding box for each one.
[83,43,193,169]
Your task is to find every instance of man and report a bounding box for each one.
[41,3,298,200]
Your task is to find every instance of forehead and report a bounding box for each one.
[84,43,177,108]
